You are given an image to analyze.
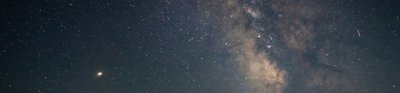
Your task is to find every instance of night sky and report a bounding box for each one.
[1,0,400,93]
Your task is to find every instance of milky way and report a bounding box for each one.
[199,0,365,92]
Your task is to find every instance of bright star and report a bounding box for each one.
[97,72,103,77]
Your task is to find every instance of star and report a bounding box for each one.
[97,72,103,77]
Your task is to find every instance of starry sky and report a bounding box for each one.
[1,0,400,93]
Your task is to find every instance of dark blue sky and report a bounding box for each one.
[1,0,400,93]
